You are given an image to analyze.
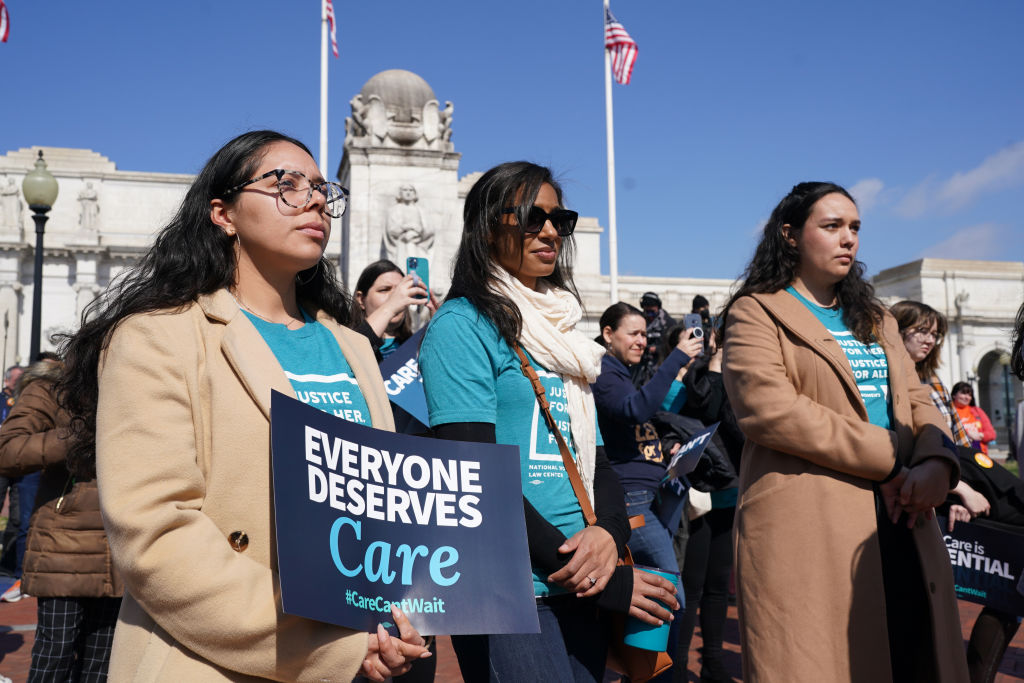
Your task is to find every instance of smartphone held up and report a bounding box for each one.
[406,257,430,303]
[683,312,706,357]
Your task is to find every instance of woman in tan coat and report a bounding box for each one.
[57,131,428,682]
[721,182,969,682]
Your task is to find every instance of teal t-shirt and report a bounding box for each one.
[660,379,687,413]
[785,287,891,429]
[419,298,602,596]
[243,310,372,426]
[379,336,400,359]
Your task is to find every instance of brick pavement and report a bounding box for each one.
[1,600,1021,682]
[0,594,35,683]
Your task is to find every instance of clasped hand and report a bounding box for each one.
[548,525,618,597]
[879,458,953,529]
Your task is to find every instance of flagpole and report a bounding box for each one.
[603,0,619,304]
[318,0,329,177]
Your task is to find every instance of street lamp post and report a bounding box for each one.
[1000,353,1014,448]
[21,150,59,362]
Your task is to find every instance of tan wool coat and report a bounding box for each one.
[95,290,395,682]
[722,291,969,683]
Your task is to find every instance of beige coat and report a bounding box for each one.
[95,290,395,682]
[722,291,968,683]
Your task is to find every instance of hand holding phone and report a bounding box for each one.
[682,313,706,357]
[406,257,430,302]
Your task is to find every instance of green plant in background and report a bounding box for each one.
[1003,459,1019,478]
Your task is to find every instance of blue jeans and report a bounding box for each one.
[14,472,40,578]
[624,488,684,682]
[451,595,608,682]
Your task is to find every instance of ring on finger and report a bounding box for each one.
[588,575,597,587]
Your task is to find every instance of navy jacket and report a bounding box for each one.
[593,348,690,490]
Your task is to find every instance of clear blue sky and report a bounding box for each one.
[2,0,1021,281]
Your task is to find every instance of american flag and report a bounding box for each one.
[325,0,338,58]
[604,7,637,85]
[0,0,10,44]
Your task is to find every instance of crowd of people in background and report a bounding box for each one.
[0,130,1023,682]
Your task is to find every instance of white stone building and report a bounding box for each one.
[874,258,1024,445]
[1,69,1020,443]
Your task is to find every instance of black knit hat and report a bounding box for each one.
[640,292,661,308]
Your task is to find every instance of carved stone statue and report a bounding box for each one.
[384,184,434,266]
[0,177,21,231]
[343,70,455,152]
[77,182,100,234]
[439,101,454,143]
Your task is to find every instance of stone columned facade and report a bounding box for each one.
[0,147,192,368]
[874,258,1024,444]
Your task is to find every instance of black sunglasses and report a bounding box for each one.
[501,206,578,236]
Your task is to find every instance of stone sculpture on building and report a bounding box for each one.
[77,181,100,236]
[384,184,433,265]
[344,70,455,152]
[339,69,462,291]
[0,177,21,232]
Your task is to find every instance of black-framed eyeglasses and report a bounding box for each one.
[223,169,349,218]
[501,206,578,236]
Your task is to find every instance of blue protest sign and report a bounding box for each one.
[270,391,539,636]
[656,423,721,531]
[665,422,720,478]
[937,517,1024,615]
[378,327,429,427]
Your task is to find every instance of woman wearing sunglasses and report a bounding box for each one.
[419,162,678,682]
[57,131,428,682]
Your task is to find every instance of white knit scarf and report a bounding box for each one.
[493,268,606,503]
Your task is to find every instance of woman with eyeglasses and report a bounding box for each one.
[891,302,1024,682]
[419,162,678,682]
[720,182,967,683]
[56,131,428,682]
[890,301,992,518]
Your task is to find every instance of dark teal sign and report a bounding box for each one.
[271,391,539,635]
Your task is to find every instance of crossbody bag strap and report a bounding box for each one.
[513,344,598,526]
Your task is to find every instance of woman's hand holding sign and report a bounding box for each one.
[550,525,618,597]
[359,606,431,681]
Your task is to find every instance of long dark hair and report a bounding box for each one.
[350,259,412,343]
[889,300,948,381]
[56,130,352,478]
[720,182,884,345]
[446,161,578,347]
